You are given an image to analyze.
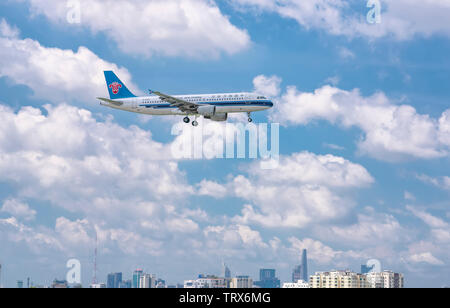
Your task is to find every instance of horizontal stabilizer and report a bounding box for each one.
[97,97,123,106]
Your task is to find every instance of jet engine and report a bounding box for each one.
[197,105,216,117]
[205,113,228,122]
[197,105,228,122]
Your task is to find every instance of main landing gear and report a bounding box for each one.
[247,112,253,123]
[183,116,198,127]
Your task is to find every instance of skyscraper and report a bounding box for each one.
[292,249,308,283]
[292,265,302,283]
[107,272,123,289]
[254,269,280,288]
[223,263,231,279]
[133,269,143,289]
[301,249,308,282]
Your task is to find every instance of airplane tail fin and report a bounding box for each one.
[104,71,137,100]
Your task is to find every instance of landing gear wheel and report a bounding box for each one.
[183,117,190,124]
[192,121,199,127]
[248,117,253,123]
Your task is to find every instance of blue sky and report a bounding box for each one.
[0,0,449,288]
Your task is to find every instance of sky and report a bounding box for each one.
[0,0,449,288]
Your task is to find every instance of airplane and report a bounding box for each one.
[97,71,274,126]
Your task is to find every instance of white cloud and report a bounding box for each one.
[19,0,250,58]
[0,18,19,38]
[197,180,228,198]
[417,174,450,191]
[287,237,364,265]
[0,103,201,241]
[253,75,282,97]
[1,199,36,221]
[204,224,268,249]
[0,217,62,253]
[407,206,449,230]
[409,252,444,266]
[228,152,373,228]
[246,152,374,188]
[338,47,355,60]
[404,191,416,201]
[0,19,138,103]
[55,217,91,246]
[407,206,450,245]
[268,77,450,161]
[231,0,450,40]
[323,208,405,245]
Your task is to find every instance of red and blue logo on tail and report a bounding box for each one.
[104,71,136,99]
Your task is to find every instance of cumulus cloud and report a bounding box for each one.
[320,208,405,246]
[231,0,450,40]
[19,0,250,58]
[288,237,365,265]
[0,19,138,103]
[218,151,375,228]
[1,199,36,221]
[409,252,444,266]
[253,75,282,97]
[0,217,62,253]
[197,180,228,198]
[264,75,450,161]
[407,206,450,244]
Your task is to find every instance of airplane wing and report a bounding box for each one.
[150,90,199,112]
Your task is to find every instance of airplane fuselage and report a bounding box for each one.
[101,92,273,116]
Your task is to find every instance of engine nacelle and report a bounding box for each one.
[197,105,227,121]
[205,113,228,122]
[197,105,216,117]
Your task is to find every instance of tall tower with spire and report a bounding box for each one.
[301,249,308,282]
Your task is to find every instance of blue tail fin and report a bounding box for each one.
[104,71,137,99]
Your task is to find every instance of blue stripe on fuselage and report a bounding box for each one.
[139,100,273,109]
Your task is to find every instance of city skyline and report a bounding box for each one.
[0,250,408,288]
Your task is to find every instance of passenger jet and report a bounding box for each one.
[97,71,274,126]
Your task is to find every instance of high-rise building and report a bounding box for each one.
[139,274,156,288]
[366,271,404,288]
[301,249,308,282]
[254,269,281,288]
[310,271,368,288]
[119,280,132,289]
[223,263,231,279]
[17,280,23,288]
[107,272,123,289]
[230,276,253,288]
[292,249,308,283]
[133,269,144,289]
[292,265,302,283]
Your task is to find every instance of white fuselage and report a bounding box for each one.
[101,92,273,116]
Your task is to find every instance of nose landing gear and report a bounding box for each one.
[247,112,253,123]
